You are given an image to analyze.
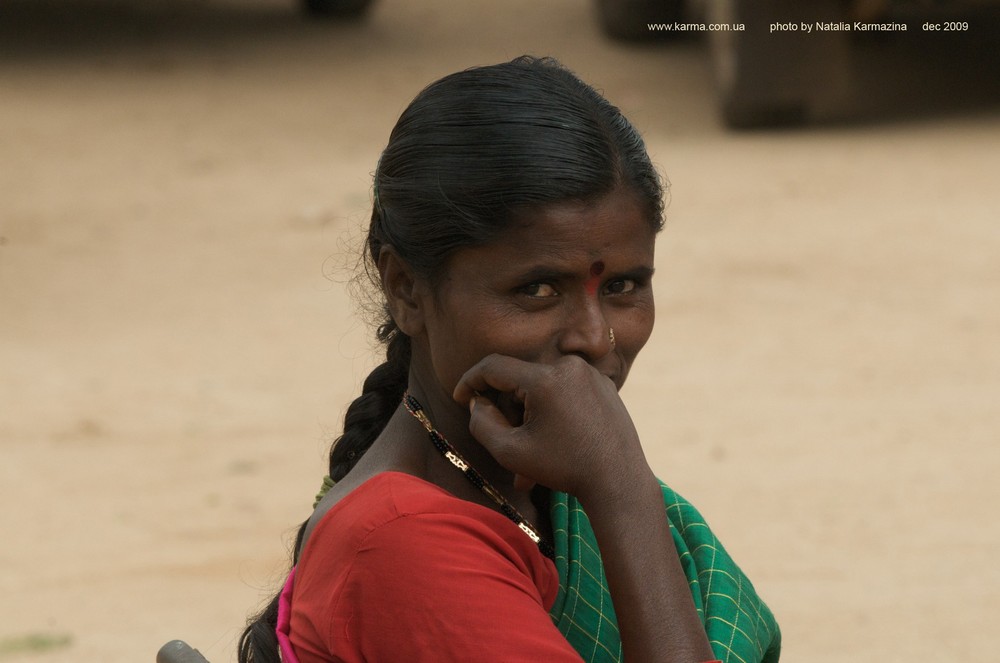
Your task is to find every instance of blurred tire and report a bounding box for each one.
[301,0,375,19]
[156,641,210,663]
[595,0,686,40]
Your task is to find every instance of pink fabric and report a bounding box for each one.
[276,567,300,663]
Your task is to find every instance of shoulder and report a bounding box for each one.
[291,472,577,662]
[299,472,555,590]
[303,471,543,557]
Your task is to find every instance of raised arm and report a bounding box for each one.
[455,353,717,663]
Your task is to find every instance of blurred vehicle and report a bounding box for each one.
[594,0,993,128]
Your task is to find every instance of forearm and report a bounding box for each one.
[580,469,715,663]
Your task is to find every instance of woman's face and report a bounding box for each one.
[418,186,657,398]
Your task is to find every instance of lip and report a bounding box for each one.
[605,372,625,391]
[596,354,626,390]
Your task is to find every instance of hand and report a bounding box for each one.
[453,353,651,501]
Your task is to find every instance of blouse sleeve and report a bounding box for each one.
[326,510,584,662]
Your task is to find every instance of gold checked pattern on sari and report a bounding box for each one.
[548,481,782,663]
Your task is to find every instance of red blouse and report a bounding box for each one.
[287,472,583,662]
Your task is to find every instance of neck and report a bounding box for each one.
[404,361,517,494]
[401,388,554,558]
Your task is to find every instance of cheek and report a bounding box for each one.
[427,313,524,389]
[617,304,655,359]
[441,319,559,392]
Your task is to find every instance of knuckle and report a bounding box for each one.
[551,355,590,385]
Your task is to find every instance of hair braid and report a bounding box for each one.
[237,328,408,663]
[327,321,411,481]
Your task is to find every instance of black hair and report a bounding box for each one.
[238,55,664,663]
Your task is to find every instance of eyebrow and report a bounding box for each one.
[618,265,656,280]
[510,266,577,284]
[512,264,656,283]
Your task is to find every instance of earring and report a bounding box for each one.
[609,327,615,348]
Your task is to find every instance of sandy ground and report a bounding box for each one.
[2,1,999,661]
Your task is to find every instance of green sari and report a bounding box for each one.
[549,482,781,663]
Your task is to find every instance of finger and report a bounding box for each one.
[453,354,537,406]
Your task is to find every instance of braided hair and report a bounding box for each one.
[238,55,665,663]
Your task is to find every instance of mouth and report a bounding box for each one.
[605,373,625,392]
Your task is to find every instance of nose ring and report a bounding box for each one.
[608,327,615,348]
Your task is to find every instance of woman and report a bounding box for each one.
[233,56,781,663]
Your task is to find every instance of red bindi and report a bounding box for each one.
[585,261,605,296]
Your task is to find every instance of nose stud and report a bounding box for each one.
[609,327,615,348]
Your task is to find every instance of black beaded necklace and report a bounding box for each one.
[403,392,556,560]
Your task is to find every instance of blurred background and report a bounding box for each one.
[1,1,998,661]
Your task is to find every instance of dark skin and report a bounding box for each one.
[161,187,715,662]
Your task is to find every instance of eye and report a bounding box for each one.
[520,282,559,298]
[604,278,637,295]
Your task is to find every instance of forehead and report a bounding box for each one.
[468,188,657,269]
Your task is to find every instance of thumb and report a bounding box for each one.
[513,473,536,493]
[467,395,518,457]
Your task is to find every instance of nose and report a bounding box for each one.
[556,297,613,361]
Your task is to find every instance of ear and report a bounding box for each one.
[378,246,427,337]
